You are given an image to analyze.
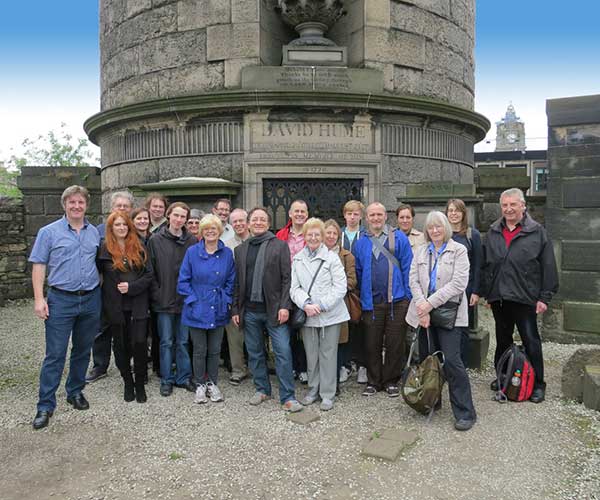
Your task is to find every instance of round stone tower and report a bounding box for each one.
[86,0,489,226]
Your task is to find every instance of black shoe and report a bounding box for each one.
[123,379,135,402]
[67,393,89,410]
[386,385,400,398]
[135,380,147,403]
[175,380,197,392]
[490,379,499,391]
[362,385,377,396]
[32,410,53,430]
[86,368,107,383]
[229,374,246,386]
[160,383,173,397]
[454,419,475,431]
[530,387,545,403]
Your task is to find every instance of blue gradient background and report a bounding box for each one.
[0,1,599,160]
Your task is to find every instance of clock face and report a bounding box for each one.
[507,133,517,143]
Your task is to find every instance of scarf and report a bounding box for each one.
[249,231,276,302]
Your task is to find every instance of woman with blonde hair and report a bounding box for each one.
[97,211,153,403]
[178,214,236,404]
[290,218,349,411]
[406,211,476,431]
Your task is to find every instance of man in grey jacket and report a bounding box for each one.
[482,188,559,403]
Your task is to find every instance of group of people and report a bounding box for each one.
[30,185,558,433]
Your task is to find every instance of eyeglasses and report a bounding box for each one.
[447,209,461,214]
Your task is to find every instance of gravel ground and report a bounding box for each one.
[0,300,599,500]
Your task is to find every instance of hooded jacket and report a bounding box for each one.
[177,239,235,330]
[481,213,559,306]
[147,225,197,313]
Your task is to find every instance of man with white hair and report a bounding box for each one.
[482,188,558,404]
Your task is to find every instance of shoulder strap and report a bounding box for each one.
[467,226,472,241]
[370,233,401,269]
[306,260,325,297]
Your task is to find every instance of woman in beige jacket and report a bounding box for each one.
[406,211,477,431]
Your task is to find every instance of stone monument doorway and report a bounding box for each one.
[263,178,363,230]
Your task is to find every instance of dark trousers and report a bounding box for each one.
[91,319,112,372]
[150,311,160,374]
[363,300,409,389]
[419,326,476,421]
[291,328,307,373]
[346,322,366,368]
[491,300,545,388]
[190,327,224,385]
[111,312,147,382]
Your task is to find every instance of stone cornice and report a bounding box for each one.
[84,90,490,145]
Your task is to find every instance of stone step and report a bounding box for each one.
[582,365,600,411]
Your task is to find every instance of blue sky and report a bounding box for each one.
[1,0,599,163]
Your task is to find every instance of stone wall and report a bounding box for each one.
[0,198,29,304]
[544,94,600,344]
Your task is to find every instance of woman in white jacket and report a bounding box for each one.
[405,211,476,431]
[290,218,349,411]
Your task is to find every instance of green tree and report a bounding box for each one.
[8,122,99,168]
[0,166,20,198]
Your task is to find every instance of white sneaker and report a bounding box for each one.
[320,398,334,411]
[301,391,319,406]
[357,366,368,384]
[194,384,208,404]
[339,366,351,383]
[206,382,224,402]
[298,372,308,384]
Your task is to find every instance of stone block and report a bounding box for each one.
[232,0,259,23]
[44,196,65,215]
[548,156,600,179]
[361,429,418,461]
[449,0,474,34]
[177,0,230,31]
[102,165,121,190]
[286,410,320,425]
[23,196,44,215]
[562,348,600,401]
[365,0,391,28]
[126,0,152,19]
[364,26,425,69]
[117,4,178,51]
[388,157,441,184]
[139,31,206,74]
[582,365,600,411]
[108,73,159,108]
[564,302,600,334]
[118,160,160,187]
[225,58,260,89]
[558,272,600,303]
[465,328,489,370]
[405,0,451,18]
[563,179,600,208]
[207,23,260,61]
[347,29,365,66]
[562,242,600,272]
[393,64,423,95]
[158,155,236,181]
[157,62,224,98]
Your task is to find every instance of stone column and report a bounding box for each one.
[544,94,600,343]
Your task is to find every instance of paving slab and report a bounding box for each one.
[286,410,320,425]
[361,428,419,461]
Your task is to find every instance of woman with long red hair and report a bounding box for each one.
[97,211,153,402]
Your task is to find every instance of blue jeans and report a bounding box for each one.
[156,312,192,385]
[244,310,296,404]
[38,287,101,412]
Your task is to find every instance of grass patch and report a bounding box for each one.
[168,452,184,461]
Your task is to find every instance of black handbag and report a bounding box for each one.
[289,260,325,330]
[429,301,460,330]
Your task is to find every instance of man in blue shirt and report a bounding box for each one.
[29,185,101,430]
[353,202,413,398]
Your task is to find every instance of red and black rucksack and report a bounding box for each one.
[494,344,535,402]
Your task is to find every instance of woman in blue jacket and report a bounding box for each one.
[178,214,235,404]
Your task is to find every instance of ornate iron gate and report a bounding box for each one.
[263,178,363,231]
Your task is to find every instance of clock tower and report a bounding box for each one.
[495,103,526,151]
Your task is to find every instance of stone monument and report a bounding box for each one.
[85,0,489,226]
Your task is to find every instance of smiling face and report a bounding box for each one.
[112,196,133,216]
[168,206,188,232]
[201,223,220,243]
[149,198,166,221]
[64,194,87,223]
[500,194,526,226]
[305,227,323,252]
[289,201,308,228]
[366,203,387,234]
[396,208,414,235]
[248,209,270,236]
[230,209,249,237]
[446,203,463,226]
[111,216,129,240]
[133,210,150,234]
[324,226,339,250]
[186,218,200,236]
[426,223,446,247]
[213,201,231,224]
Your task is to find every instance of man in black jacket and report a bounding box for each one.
[482,188,558,403]
[231,207,302,412]
[147,202,197,396]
